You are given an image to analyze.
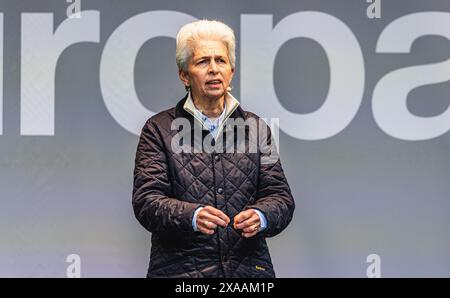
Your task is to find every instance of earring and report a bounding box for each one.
[185,85,191,92]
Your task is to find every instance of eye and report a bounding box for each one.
[197,59,207,66]
[216,58,226,64]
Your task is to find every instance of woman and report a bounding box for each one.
[132,19,295,278]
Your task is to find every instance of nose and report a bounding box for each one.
[208,59,219,74]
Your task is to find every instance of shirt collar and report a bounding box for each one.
[196,99,227,125]
[183,91,240,131]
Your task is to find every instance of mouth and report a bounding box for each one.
[205,79,222,88]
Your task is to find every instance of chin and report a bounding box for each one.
[205,89,225,98]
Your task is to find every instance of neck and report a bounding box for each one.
[191,92,225,118]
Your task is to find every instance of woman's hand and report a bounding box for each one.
[233,209,261,238]
[196,206,230,235]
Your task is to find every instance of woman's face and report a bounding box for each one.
[180,39,234,101]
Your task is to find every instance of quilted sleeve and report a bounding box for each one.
[246,121,295,238]
[132,119,202,235]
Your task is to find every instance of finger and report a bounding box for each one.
[197,225,215,235]
[203,206,230,225]
[202,206,229,226]
[233,210,253,227]
[203,219,218,230]
[197,215,219,230]
[199,213,226,228]
[234,212,259,229]
[242,223,260,233]
[235,214,259,230]
[241,230,258,238]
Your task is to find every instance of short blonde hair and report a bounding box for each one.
[176,19,236,72]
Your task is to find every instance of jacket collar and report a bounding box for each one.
[175,92,246,126]
[174,93,249,148]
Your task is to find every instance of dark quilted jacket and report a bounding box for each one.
[132,94,295,278]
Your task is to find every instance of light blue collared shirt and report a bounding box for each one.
[192,100,227,140]
[183,91,241,141]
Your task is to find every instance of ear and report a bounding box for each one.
[230,67,235,80]
[179,69,190,88]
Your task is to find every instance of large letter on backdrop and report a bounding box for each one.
[21,11,100,135]
[100,11,196,135]
[373,12,450,141]
[241,12,365,140]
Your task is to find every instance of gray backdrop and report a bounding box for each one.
[0,0,449,277]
